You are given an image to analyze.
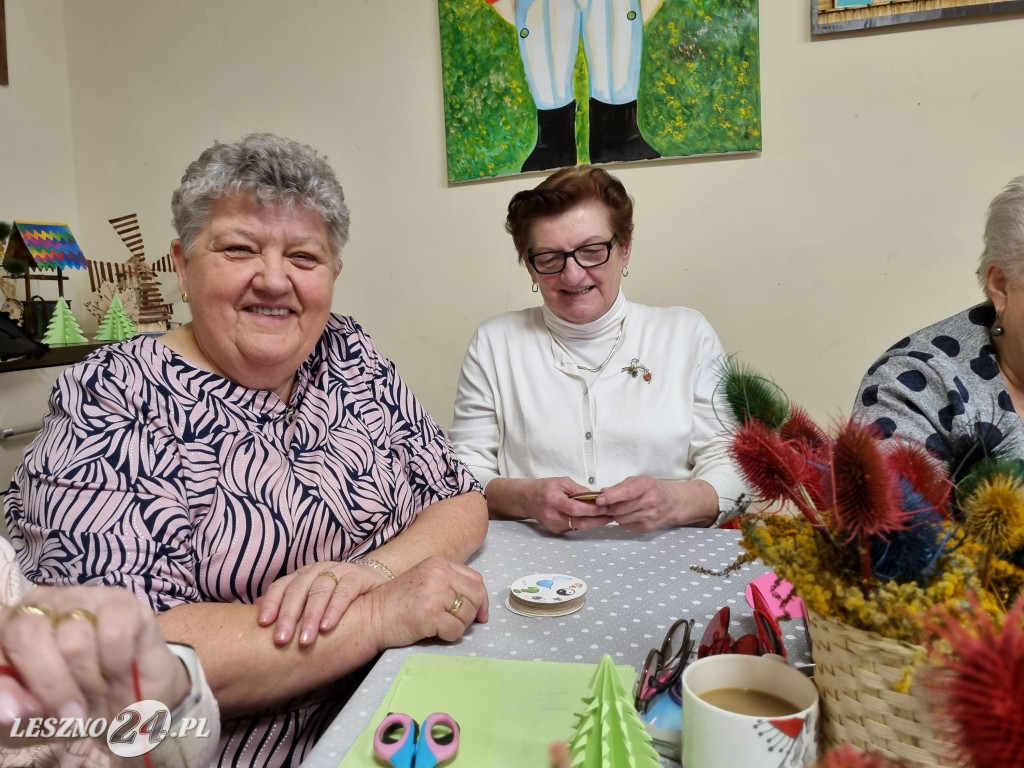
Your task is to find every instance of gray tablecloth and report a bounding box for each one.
[300,521,808,767]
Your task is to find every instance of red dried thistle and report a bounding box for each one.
[778,405,830,508]
[826,420,914,589]
[884,439,952,517]
[924,596,1024,768]
[730,420,802,502]
[826,420,910,539]
[779,405,829,449]
[813,745,907,768]
[730,420,826,530]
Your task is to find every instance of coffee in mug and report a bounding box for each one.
[682,654,818,768]
[698,686,801,717]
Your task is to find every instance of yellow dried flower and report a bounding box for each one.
[738,514,1024,643]
[962,473,1024,551]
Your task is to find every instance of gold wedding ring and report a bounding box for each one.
[11,603,54,621]
[55,608,98,626]
[318,570,339,585]
[567,517,576,531]
[449,592,464,616]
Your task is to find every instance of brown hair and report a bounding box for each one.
[505,166,635,264]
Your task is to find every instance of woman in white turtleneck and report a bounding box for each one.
[450,166,747,534]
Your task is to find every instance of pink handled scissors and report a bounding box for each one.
[373,712,460,768]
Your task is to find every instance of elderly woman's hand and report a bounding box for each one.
[0,586,190,745]
[596,476,719,531]
[524,477,614,534]
[367,557,489,650]
[258,561,385,648]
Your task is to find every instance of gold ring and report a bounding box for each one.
[55,608,98,626]
[567,517,576,531]
[449,592,464,616]
[318,570,339,585]
[11,603,55,621]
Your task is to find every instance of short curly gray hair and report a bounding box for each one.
[171,133,350,267]
[978,175,1024,296]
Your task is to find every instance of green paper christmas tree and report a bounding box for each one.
[567,655,662,768]
[94,295,138,342]
[41,297,88,345]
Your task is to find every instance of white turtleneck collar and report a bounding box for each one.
[542,290,629,342]
[543,292,631,373]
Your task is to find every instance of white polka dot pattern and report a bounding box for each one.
[301,521,810,768]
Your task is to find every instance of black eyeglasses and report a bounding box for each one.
[527,235,618,275]
[633,617,694,715]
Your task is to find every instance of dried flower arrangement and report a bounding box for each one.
[718,360,1024,765]
[810,596,1024,768]
[719,360,1024,644]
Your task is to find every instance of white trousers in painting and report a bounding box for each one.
[487,0,663,170]
[514,0,645,109]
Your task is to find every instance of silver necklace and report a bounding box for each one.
[554,317,626,373]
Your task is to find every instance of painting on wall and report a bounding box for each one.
[1,0,8,87]
[438,0,761,182]
[814,0,1024,34]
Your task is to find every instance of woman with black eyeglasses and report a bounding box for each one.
[450,166,747,534]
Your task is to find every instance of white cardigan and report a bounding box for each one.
[450,299,747,511]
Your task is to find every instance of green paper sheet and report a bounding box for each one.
[338,654,637,768]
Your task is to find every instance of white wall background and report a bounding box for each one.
[2,0,1023,498]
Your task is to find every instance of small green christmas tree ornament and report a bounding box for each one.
[94,295,138,342]
[567,654,662,768]
[41,296,88,345]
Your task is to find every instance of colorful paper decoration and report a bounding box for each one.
[94,295,137,342]
[40,297,87,346]
[3,222,87,272]
[567,654,662,768]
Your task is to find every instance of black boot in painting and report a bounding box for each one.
[588,98,660,164]
[521,101,578,172]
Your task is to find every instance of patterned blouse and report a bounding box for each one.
[853,303,1024,461]
[4,314,480,768]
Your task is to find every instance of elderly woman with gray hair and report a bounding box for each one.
[854,175,1024,461]
[4,133,488,767]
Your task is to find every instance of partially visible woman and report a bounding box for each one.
[450,166,746,534]
[0,538,220,767]
[4,134,488,767]
[854,176,1024,461]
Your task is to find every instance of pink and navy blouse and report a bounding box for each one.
[4,314,480,768]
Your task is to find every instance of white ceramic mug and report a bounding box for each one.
[681,654,818,768]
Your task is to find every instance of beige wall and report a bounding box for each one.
[0,1,77,514]
[3,0,1024,497]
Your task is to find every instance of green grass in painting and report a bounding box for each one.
[439,0,761,182]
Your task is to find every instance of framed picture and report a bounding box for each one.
[1,0,8,87]
[813,0,1024,34]
[438,0,762,182]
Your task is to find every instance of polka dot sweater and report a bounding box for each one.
[853,303,1024,461]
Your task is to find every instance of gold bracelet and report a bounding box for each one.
[351,557,397,581]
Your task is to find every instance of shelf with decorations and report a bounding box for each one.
[1,215,175,373]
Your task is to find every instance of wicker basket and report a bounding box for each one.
[806,609,962,767]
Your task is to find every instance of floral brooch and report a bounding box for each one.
[622,358,652,382]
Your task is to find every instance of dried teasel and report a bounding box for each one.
[924,597,1024,768]
[718,358,790,431]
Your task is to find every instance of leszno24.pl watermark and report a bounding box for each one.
[8,700,211,758]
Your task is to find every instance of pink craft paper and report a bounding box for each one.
[746,572,806,621]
